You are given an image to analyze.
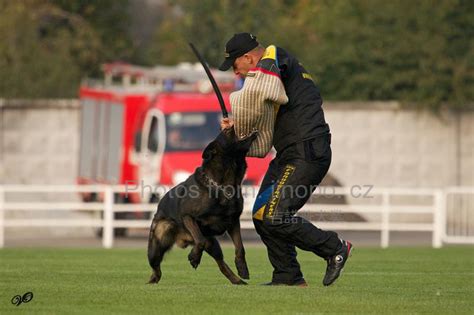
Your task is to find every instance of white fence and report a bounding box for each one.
[444,187,474,244]
[0,185,473,249]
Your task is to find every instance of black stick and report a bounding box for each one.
[189,43,228,118]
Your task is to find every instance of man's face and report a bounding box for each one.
[232,54,255,78]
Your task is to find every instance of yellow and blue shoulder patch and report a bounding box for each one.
[253,45,280,77]
[262,45,277,63]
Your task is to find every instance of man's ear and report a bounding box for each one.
[202,142,217,161]
[244,53,253,65]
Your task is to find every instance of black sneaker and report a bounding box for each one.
[323,240,353,286]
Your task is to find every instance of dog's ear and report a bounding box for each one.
[202,141,217,161]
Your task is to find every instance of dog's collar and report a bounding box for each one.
[196,168,234,200]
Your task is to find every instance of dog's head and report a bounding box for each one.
[202,127,258,162]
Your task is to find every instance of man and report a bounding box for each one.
[219,33,352,286]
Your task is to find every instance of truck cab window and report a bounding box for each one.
[165,112,220,152]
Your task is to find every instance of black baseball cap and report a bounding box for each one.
[218,33,259,71]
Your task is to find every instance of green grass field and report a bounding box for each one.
[1,246,473,314]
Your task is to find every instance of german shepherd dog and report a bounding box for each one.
[147,127,258,285]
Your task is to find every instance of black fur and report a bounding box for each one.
[147,127,257,285]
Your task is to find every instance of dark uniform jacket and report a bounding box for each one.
[230,45,329,157]
[274,47,330,153]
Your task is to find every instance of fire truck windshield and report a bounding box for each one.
[165,112,221,152]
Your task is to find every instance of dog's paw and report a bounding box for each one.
[235,258,250,280]
[233,279,248,285]
[147,274,161,284]
[188,252,202,269]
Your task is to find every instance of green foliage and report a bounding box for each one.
[50,0,134,62]
[307,0,474,109]
[148,0,474,109]
[0,0,131,98]
[0,0,472,108]
[146,0,293,66]
[0,0,102,98]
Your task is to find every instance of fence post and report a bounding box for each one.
[102,186,114,249]
[432,189,445,248]
[381,191,390,248]
[0,187,4,249]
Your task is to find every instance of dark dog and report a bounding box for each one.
[147,127,258,285]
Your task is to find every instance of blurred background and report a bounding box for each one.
[0,0,473,248]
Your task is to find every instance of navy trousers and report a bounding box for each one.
[252,133,341,284]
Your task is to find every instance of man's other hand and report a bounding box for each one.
[220,118,234,130]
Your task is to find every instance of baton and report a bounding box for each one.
[189,43,229,118]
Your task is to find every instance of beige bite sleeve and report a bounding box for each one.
[230,70,288,157]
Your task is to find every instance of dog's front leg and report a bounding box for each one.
[227,220,249,279]
[183,216,207,269]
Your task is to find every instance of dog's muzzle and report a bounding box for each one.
[237,128,258,141]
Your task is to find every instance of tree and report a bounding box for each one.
[308,0,474,109]
[50,0,135,64]
[146,0,289,66]
[148,0,474,109]
[0,0,102,98]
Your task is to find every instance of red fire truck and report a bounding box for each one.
[78,63,271,221]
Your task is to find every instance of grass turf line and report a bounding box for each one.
[0,247,473,314]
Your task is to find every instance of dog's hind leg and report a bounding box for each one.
[147,219,176,284]
[205,236,247,285]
